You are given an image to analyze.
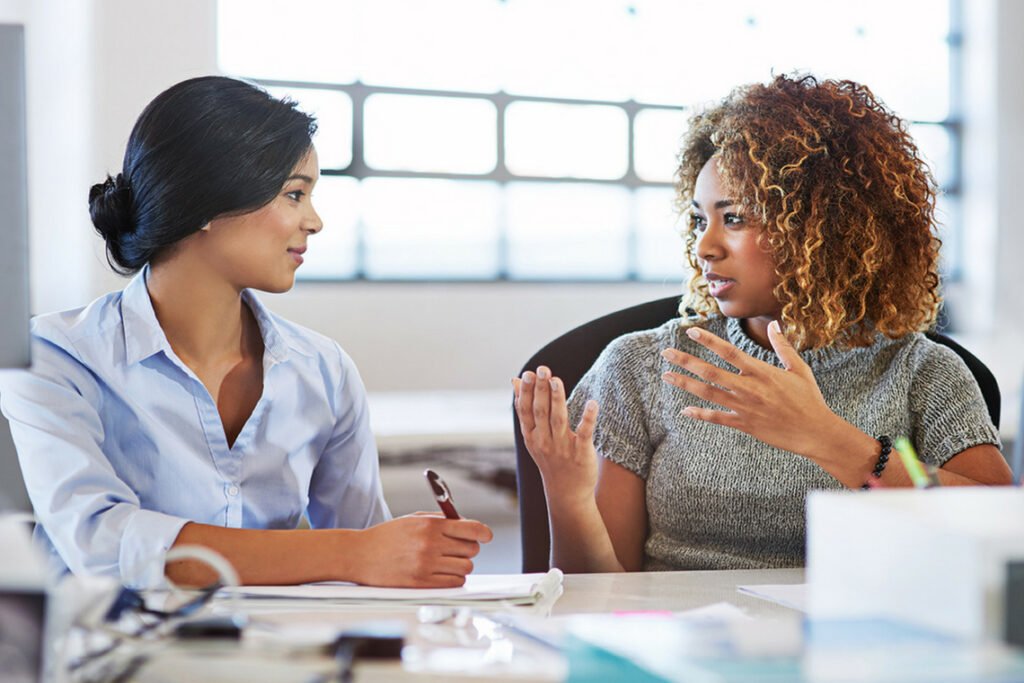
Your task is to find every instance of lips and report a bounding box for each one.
[704,271,735,298]
[288,246,306,266]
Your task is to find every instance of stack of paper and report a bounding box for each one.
[220,569,563,609]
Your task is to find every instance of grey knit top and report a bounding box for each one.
[566,315,1000,570]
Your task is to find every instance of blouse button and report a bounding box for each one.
[227,485,240,497]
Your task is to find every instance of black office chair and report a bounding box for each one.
[513,296,1001,572]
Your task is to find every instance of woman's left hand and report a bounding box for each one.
[660,320,848,461]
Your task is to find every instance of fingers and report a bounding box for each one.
[446,519,494,544]
[532,366,552,435]
[661,348,738,392]
[684,326,759,373]
[549,376,570,439]
[681,405,741,428]
[767,320,808,375]
[661,368,737,410]
[515,372,537,432]
[575,400,599,443]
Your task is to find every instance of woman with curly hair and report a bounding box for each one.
[514,74,1012,573]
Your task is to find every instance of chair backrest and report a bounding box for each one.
[513,299,1001,572]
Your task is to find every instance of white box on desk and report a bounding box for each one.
[806,487,1024,641]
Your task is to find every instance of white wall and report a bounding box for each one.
[7,0,1024,397]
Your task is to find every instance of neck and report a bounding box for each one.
[146,256,255,367]
[741,316,774,349]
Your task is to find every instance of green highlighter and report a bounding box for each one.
[893,437,932,488]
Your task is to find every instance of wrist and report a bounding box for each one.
[327,528,365,583]
[543,479,599,521]
[805,418,882,487]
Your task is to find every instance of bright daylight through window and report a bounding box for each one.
[218,0,960,283]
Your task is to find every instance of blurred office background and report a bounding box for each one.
[1,0,1022,571]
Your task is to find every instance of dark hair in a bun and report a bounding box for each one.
[89,173,134,265]
[88,76,317,274]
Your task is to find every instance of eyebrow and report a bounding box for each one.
[691,199,736,210]
[286,174,315,183]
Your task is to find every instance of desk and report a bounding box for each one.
[101,569,804,682]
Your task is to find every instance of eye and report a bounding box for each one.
[689,213,707,232]
[285,189,306,202]
[723,212,745,227]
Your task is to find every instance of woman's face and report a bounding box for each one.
[691,157,782,327]
[201,148,323,293]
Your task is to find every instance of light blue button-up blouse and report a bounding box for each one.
[0,267,390,588]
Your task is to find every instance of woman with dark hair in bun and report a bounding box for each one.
[1,76,491,589]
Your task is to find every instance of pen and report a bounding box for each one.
[893,437,931,489]
[424,468,461,519]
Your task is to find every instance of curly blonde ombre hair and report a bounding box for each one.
[676,74,942,350]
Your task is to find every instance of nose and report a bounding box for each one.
[695,221,724,263]
[303,203,324,235]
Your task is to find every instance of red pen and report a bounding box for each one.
[424,468,461,519]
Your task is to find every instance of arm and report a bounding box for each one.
[661,321,1012,488]
[0,342,190,589]
[167,515,493,587]
[513,369,647,572]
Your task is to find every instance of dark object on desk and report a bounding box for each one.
[1006,561,1024,648]
[333,621,405,683]
[174,613,248,640]
[512,296,1002,573]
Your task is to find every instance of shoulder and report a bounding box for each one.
[584,316,689,387]
[602,317,686,360]
[891,332,974,377]
[29,291,128,382]
[31,290,125,353]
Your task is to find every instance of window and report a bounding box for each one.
[218,0,961,282]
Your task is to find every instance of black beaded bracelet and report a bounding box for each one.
[861,435,893,490]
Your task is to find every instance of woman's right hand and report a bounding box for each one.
[351,514,493,588]
[513,366,600,513]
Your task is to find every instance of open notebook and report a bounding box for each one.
[219,569,563,608]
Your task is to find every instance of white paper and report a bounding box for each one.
[736,583,809,612]
[222,569,562,606]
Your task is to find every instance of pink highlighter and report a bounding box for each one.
[424,468,461,520]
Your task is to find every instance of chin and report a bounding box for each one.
[252,275,296,294]
[714,301,751,319]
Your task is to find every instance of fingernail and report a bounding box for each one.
[550,378,560,392]
[537,367,550,380]
[660,349,675,361]
[681,407,695,417]
[770,320,781,333]
[585,400,597,412]
[686,327,701,340]
[522,373,534,385]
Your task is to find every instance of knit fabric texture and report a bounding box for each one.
[567,315,1000,570]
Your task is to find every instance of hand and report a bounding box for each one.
[513,367,600,512]
[353,514,493,588]
[660,321,848,461]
